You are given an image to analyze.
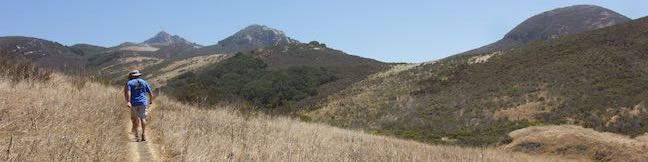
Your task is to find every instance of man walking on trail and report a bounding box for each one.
[124,70,154,142]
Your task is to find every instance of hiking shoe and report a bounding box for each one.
[141,134,146,142]
[134,133,140,142]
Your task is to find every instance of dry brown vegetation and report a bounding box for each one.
[0,51,52,82]
[0,74,129,161]
[505,125,648,161]
[148,54,227,88]
[0,63,577,162]
[119,45,159,52]
[150,96,573,162]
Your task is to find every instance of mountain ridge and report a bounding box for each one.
[454,4,631,57]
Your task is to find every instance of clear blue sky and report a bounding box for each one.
[1,0,646,63]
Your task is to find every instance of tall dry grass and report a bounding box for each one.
[150,96,573,162]
[0,50,52,82]
[0,62,576,162]
[0,74,129,161]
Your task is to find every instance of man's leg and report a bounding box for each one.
[140,117,146,141]
[137,105,148,141]
[131,117,138,133]
[130,107,139,139]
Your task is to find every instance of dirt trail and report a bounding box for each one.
[127,135,161,162]
[125,105,162,162]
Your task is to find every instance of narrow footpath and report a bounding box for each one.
[125,105,161,162]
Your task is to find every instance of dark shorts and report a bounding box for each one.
[130,105,147,119]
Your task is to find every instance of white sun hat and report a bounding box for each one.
[128,70,142,77]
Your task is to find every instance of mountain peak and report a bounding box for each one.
[225,24,298,45]
[141,31,196,47]
[241,24,282,33]
[198,24,298,54]
[232,24,297,45]
[154,31,172,37]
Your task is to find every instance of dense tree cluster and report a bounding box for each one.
[164,53,336,108]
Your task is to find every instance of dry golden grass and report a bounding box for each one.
[149,54,227,88]
[0,74,129,161]
[101,56,163,72]
[150,96,573,162]
[308,63,428,128]
[119,45,159,52]
[505,125,648,161]
[367,63,420,80]
[0,72,576,162]
[467,51,503,64]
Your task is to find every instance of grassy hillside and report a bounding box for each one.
[310,17,648,146]
[0,56,570,161]
[164,42,388,113]
[0,75,129,161]
[149,96,572,161]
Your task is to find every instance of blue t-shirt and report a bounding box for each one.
[127,78,151,106]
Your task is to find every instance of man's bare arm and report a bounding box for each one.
[124,84,131,107]
[148,92,155,104]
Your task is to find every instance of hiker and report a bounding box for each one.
[123,70,154,142]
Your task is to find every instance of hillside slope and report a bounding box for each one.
[0,61,571,161]
[309,17,648,146]
[150,96,573,162]
[163,42,388,112]
[456,5,630,57]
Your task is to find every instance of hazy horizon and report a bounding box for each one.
[1,0,646,63]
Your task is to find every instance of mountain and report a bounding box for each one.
[163,41,388,113]
[0,36,86,71]
[84,27,284,85]
[111,25,295,58]
[197,24,298,55]
[141,31,200,48]
[307,17,648,146]
[455,5,630,57]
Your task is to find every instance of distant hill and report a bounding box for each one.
[309,16,648,146]
[0,24,300,76]
[114,31,201,53]
[72,25,302,85]
[197,24,298,55]
[455,5,630,57]
[0,36,85,71]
